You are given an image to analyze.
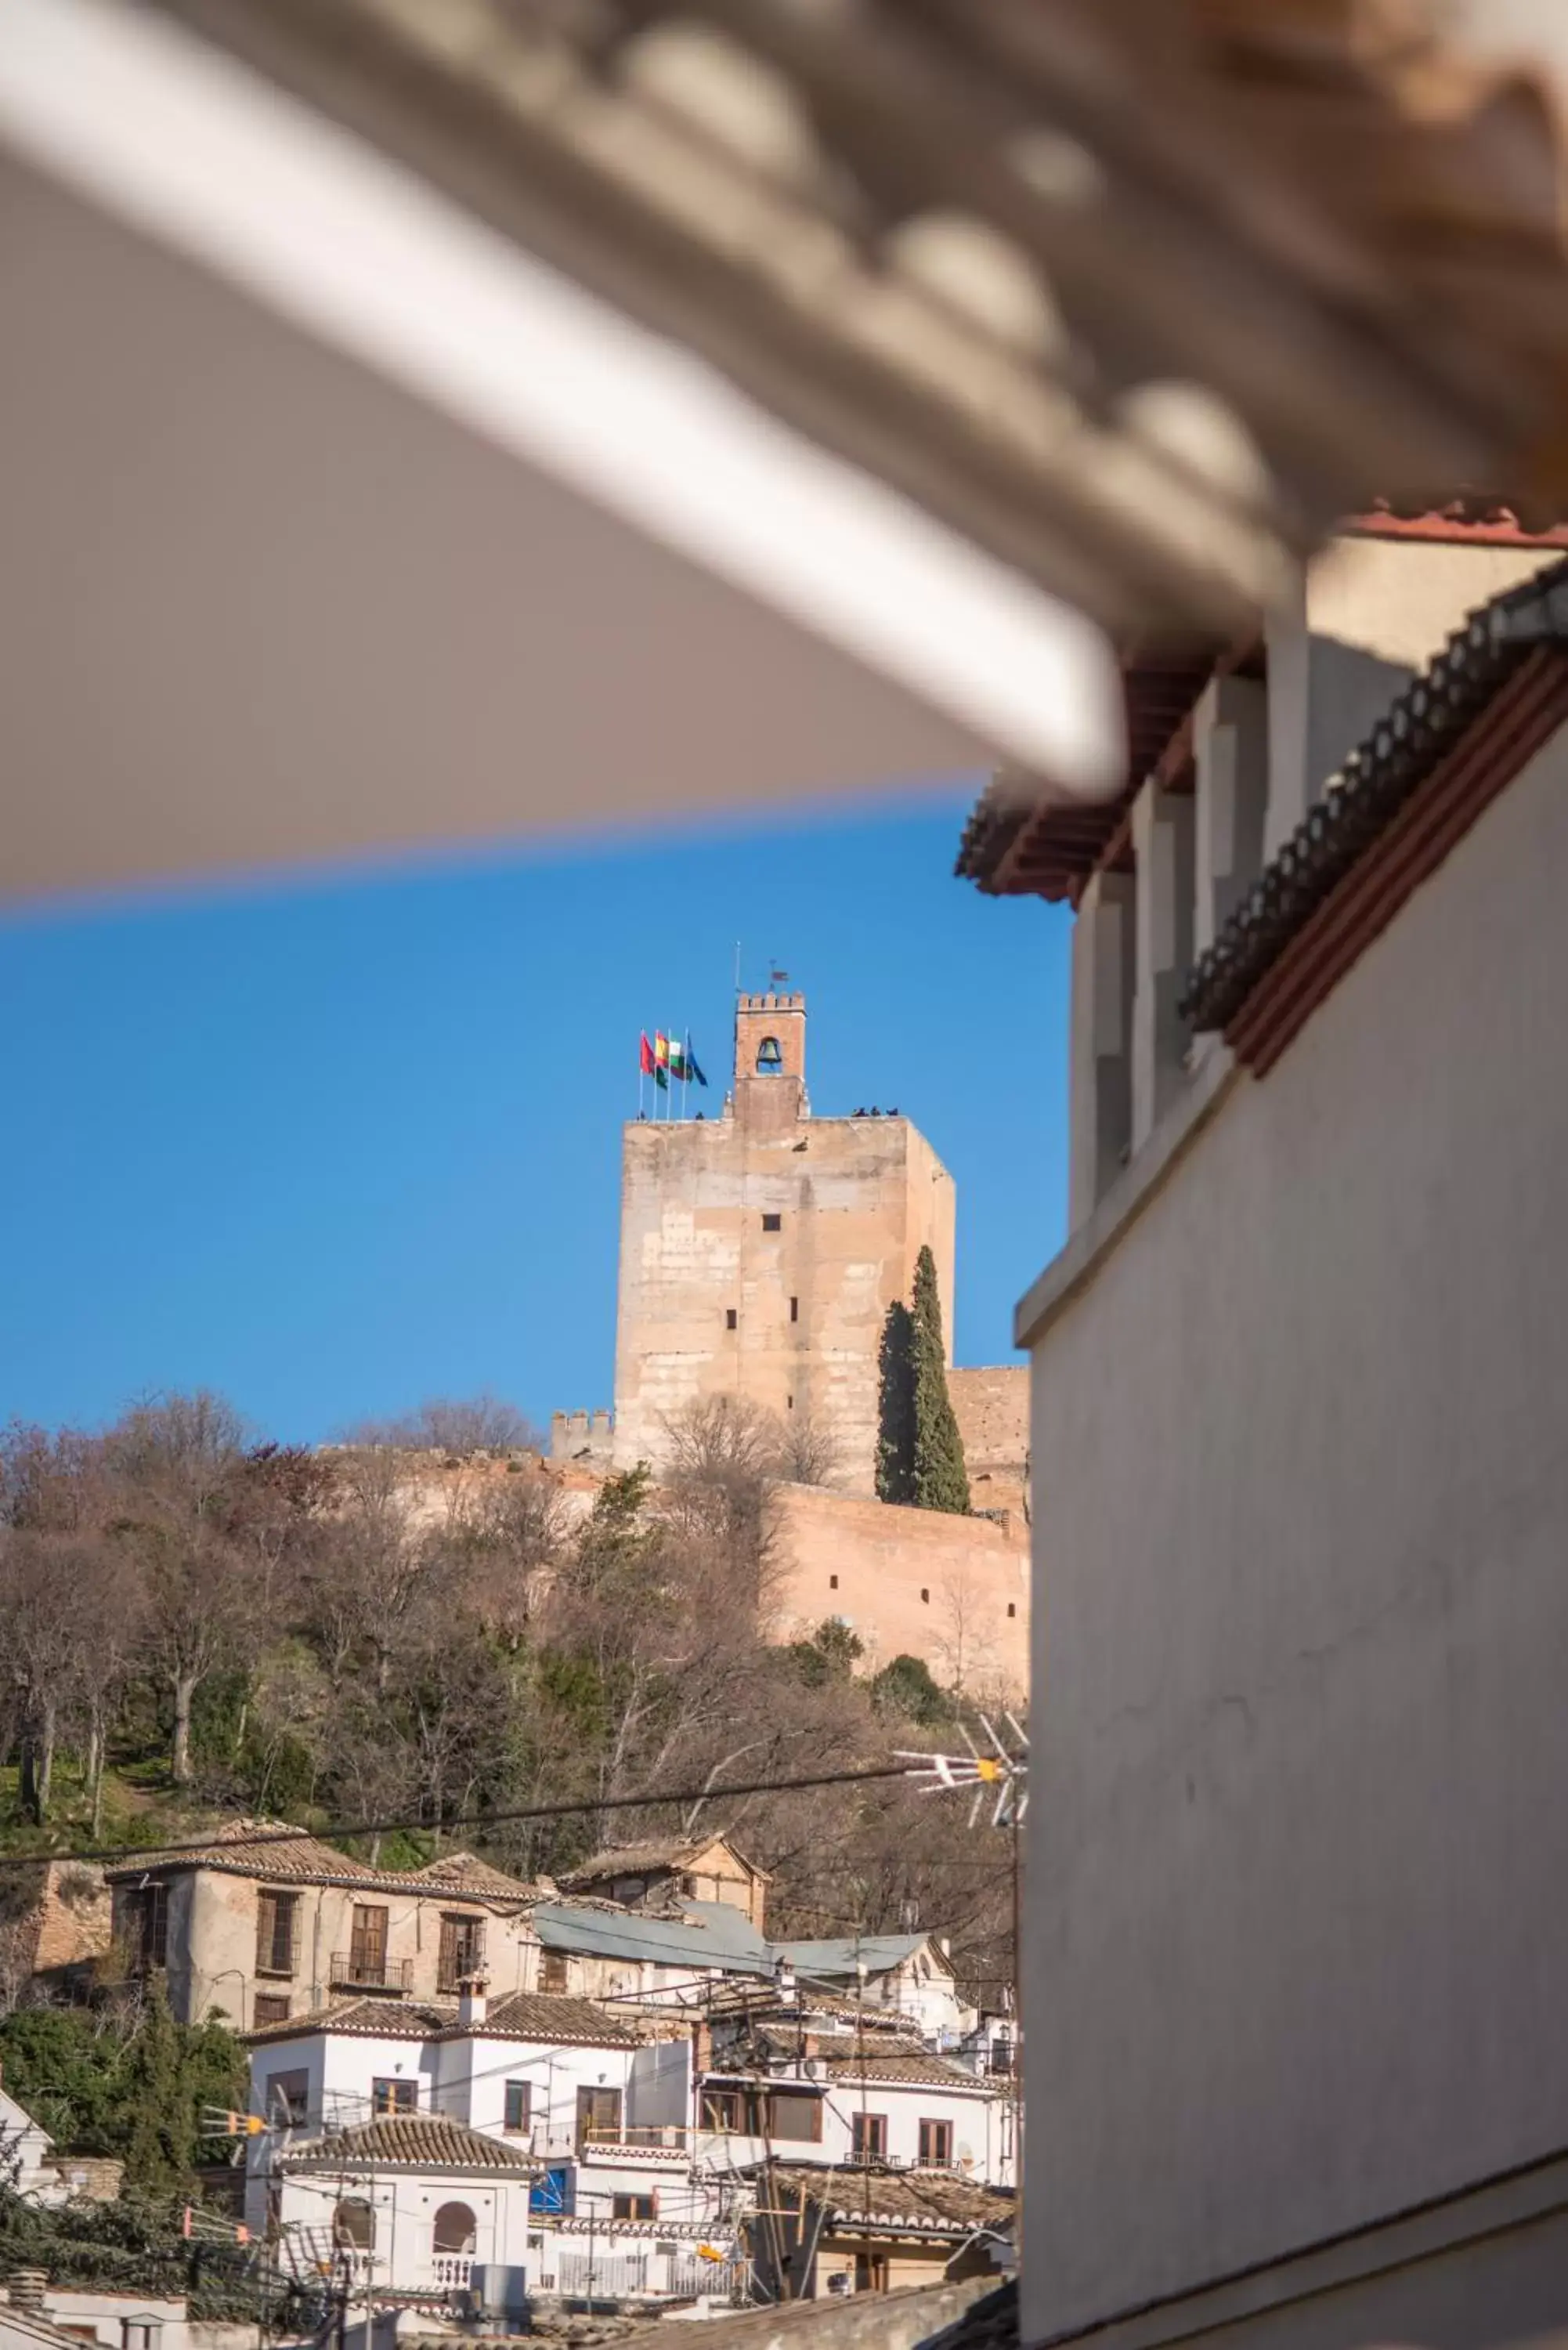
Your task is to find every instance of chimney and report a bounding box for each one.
[773,1955,797,2008]
[457,1973,489,2030]
[7,2272,48,2312]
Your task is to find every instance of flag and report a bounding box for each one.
[669,1038,688,1081]
[653,1032,670,1090]
[639,1032,656,1076]
[686,1037,708,1087]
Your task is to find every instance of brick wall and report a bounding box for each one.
[765,1484,1029,1698]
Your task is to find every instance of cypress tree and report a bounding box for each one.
[876,1300,916,1503]
[911,1246,971,1514]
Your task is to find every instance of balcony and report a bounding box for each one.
[329,1953,413,1994]
[430,2255,471,2292]
[577,2130,688,2170]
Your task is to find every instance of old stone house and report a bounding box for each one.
[106,1824,547,2032]
[559,1834,768,1927]
[959,513,1568,2346]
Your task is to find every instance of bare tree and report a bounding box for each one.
[931,1559,1001,1694]
[104,1391,253,1784]
[344,1394,544,1456]
[770,1408,841,1488]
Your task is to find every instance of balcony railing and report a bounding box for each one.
[329,1953,413,1993]
[431,2255,471,2291]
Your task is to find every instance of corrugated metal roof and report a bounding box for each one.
[531,1901,773,1976]
[774,1934,935,1979]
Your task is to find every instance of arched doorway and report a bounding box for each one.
[432,2200,478,2290]
[432,2203,477,2254]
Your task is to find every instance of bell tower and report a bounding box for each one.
[733,991,807,1132]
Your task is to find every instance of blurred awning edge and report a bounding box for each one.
[8,0,1568,898]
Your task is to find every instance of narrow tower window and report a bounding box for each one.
[789,1296,799,1323]
[762,1212,782,1232]
[756,1036,783,1074]
[725,1309,738,1331]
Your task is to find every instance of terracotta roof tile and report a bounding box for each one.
[1181,557,1568,1058]
[758,2165,1013,2236]
[106,1819,418,1893]
[477,1991,644,2047]
[403,1851,539,1900]
[562,1834,766,1887]
[284,2113,532,2171]
[245,1998,451,2044]
[822,2052,1000,2092]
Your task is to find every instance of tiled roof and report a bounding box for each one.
[477,1991,642,2048]
[761,2164,1013,2236]
[1182,559,1568,1065]
[104,1818,405,1889]
[956,645,1228,903]
[244,1990,648,2048]
[107,1820,540,1903]
[283,2113,532,2171]
[562,1833,765,1887]
[403,1851,539,1902]
[822,2051,999,2092]
[245,1998,451,2044]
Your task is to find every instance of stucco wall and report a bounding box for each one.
[165,1869,542,2028]
[1022,723,1568,2341]
[765,1484,1028,1697]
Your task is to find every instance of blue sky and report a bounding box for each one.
[0,786,1071,1444]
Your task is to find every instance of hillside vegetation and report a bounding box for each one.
[0,1393,1017,2011]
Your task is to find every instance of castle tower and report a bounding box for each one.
[611,994,956,1495]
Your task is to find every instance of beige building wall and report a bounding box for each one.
[948,1365,1030,1522]
[612,995,956,1496]
[766,1483,1028,1698]
[114,1867,544,2029]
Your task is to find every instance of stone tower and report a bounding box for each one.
[612,994,956,1495]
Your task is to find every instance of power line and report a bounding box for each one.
[0,1760,915,1878]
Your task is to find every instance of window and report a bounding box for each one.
[266,2069,309,2126]
[432,2202,476,2255]
[789,1296,799,1323]
[755,1036,782,1073]
[504,2081,533,2135]
[612,2193,656,2222]
[334,2198,374,2251]
[373,2078,417,2116]
[122,2322,161,2350]
[1006,1603,1017,1618]
[254,1995,291,2029]
[118,1883,168,1972]
[829,1574,838,1591]
[725,1308,738,1330]
[576,2086,622,2148]
[540,1950,569,1994]
[437,1913,486,1994]
[255,1890,298,1978]
[917,2118,953,2167]
[920,1587,930,1604]
[764,2089,822,2143]
[761,1213,782,1232]
[701,2088,745,2133]
[851,2112,887,2159]
[346,1904,389,1986]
